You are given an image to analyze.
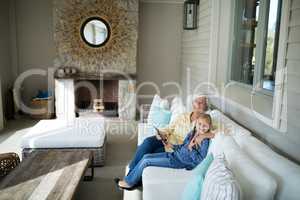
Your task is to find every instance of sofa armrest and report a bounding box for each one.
[138,123,156,146]
[142,167,193,200]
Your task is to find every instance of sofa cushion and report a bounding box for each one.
[142,167,194,200]
[137,123,156,146]
[170,96,184,112]
[170,104,186,125]
[201,154,241,200]
[207,133,224,157]
[182,154,214,200]
[233,135,300,200]
[222,135,277,200]
[150,95,169,111]
[21,116,105,149]
[147,106,171,128]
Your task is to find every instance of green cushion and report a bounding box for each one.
[182,154,214,200]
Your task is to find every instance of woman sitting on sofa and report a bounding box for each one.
[115,113,214,190]
[126,96,211,179]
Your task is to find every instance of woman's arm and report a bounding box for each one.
[164,130,194,150]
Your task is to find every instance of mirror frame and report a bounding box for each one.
[80,16,111,48]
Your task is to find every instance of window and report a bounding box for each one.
[231,0,282,92]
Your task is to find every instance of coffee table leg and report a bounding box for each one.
[84,156,94,181]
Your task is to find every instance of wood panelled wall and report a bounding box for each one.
[286,0,300,145]
[181,0,211,97]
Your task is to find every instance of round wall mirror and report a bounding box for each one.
[80,17,110,47]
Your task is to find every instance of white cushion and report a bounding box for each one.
[170,105,186,125]
[150,95,169,110]
[142,167,194,200]
[201,155,241,200]
[207,133,225,157]
[21,117,105,149]
[222,135,277,200]
[160,99,169,110]
[170,96,184,112]
[169,96,186,125]
[233,135,300,200]
[137,123,156,146]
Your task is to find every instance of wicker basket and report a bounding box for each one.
[30,99,54,119]
[0,153,20,178]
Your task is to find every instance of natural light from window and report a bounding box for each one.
[231,0,282,93]
[263,0,281,91]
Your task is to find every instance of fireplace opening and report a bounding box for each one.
[75,79,118,117]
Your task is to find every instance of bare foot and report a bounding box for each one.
[118,180,131,188]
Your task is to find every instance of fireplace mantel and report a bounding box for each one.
[55,78,136,121]
[55,73,137,81]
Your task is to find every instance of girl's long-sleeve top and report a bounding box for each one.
[169,130,210,170]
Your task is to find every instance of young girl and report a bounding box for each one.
[115,113,214,190]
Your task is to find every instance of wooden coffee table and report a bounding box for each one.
[0,150,94,200]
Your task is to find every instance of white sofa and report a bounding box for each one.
[124,97,300,200]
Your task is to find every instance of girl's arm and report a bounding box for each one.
[191,139,210,163]
[198,139,210,158]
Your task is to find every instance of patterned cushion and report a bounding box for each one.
[201,155,241,200]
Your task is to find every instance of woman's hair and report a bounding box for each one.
[193,96,209,111]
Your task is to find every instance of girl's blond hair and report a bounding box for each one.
[198,113,212,131]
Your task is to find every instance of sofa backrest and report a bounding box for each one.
[233,135,300,200]
[210,109,300,200]
[223,135,277,200]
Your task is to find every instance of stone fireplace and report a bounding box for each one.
[55,76,136,120]
[53,0,139,121]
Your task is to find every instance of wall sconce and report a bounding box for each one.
[183,0,199,30]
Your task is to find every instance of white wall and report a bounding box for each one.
[0,0,13,123]
[138,2,183,104]
[11,0,55,106]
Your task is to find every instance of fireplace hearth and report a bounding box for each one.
[75,79,119,117]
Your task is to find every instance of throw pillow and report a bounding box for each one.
[149,95,170,111]
[201,154,241,200]
[181,154,214,200]
[147,106,172,128]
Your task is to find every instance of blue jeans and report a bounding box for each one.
[128,136,165,174]
[124,152,183,187]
